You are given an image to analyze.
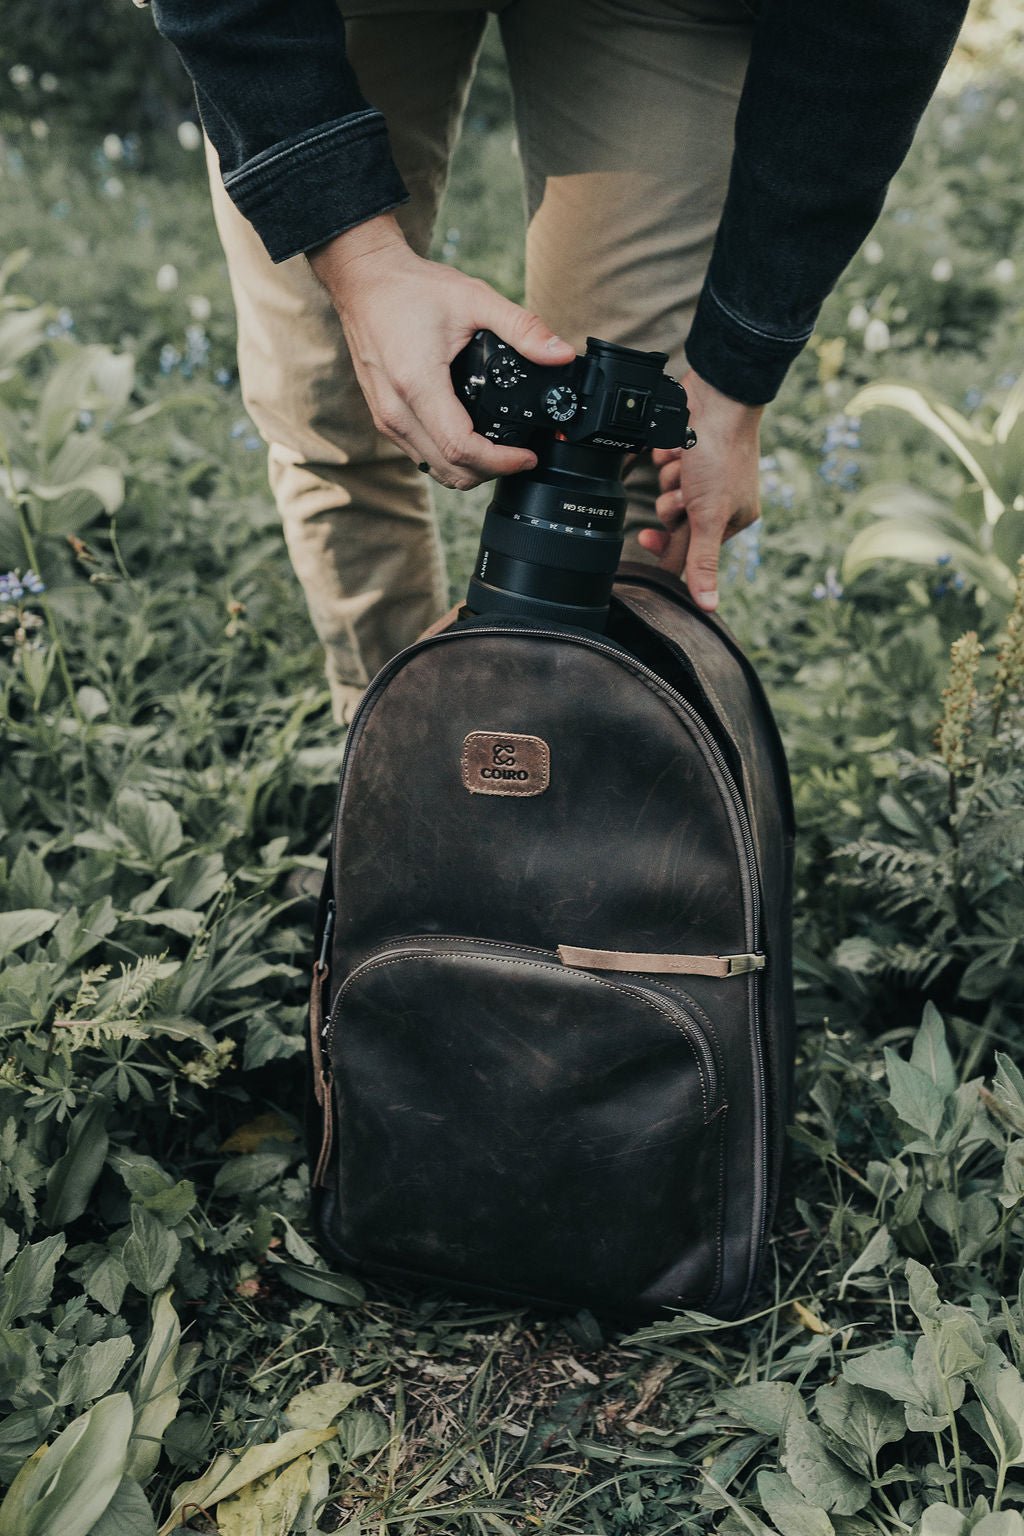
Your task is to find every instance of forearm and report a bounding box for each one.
[149,0,408,260]
[687,0,969,404]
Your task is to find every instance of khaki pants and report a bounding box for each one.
[206,0,754,723]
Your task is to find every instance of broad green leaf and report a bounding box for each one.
[838,1225,895,1298]
[284,1380,364,1430]
[0,909,59,962]
[757,1470,834,1536]
[884,1050,946,1142]
[842,522,1014,601]
[121,1207,181,1296]
[72,1248,129,1316]
[56,1336,134,1411]
[7,847,54,910]
[920,1506,966,1536]
[781,1414,869,1514]
[115,790,184,868]
[0,1407,55,1486]
[50,897,118,965]
[214,1153,291,1197]
[846,381,1003,522]
[716,1381,802,1437]
[911,1004,957,1097]
[0,1234,66,1328]
[43,1098,110,1227]
[337,1409,389,1462]
[814,1380,905,1477]
[964,1343,1024,1468]
[127,1288,181,1482]
[842,1346,923,1407]
[264,1253,365,1307]
[30,465,125,532]
[906,1259,941,1325]
[86,1477,156,1536]
[124,908,204,938]
[992,1055,1024,1135]
[159,1427,337,1536]
[0,1391,133,1536]
[1000,1142,1024,1210]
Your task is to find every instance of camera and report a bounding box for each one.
[450,331,696,630]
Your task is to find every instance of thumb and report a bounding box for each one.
[685,515,722,612]
[479,289,576,367]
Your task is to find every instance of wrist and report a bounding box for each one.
[308,213,411,298]
[683,367,764,434]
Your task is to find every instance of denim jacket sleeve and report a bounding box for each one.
[149,0,409,262]
[150,0,967,404]
[684,0,969,404]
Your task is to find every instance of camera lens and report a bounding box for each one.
[466,441,626,630]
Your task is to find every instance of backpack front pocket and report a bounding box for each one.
[321,940,728,1313]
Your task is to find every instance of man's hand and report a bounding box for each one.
[309,214,576,489]
[639,369,763,612]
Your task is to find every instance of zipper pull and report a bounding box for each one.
[316,899,335,976]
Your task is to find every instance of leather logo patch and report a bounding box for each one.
[461,731,550,797]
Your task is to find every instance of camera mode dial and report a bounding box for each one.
[489,354,527,389]
[544,384,579,424]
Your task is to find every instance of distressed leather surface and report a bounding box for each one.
[311,570,795,1319]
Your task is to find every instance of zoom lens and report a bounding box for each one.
[466,441,627,630]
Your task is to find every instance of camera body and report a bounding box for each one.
[451,331,695,631]
[452,330,695,455]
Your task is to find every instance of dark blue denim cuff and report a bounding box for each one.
[685,283,814,406]
[223,109,410,263]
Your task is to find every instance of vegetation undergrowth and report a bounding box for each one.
[0,15,1021,1534]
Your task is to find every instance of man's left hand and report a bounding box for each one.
[640,369,763,612]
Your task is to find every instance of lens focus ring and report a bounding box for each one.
[479,508,621,574]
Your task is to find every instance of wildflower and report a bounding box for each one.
[230,419,248,439]
[177,120,202,151]
[159,344,181,375]
[993,259,1016,284]
[155,263,179,294]
[991,556,1024,720]
[243,434,262,451]
[893,208,916,225]
[963,388,983,411]
[50,199,69,219]
[214,367,232,387]
[184,323,210,369]
[812,567,843,601]
[103,177,124,199]
[39,72,58,93]
[77,409,94,429]
[847,302,869,331]
[863,240,884,266]
[936,631,982,774]
[931,257,954,282]
[996,98,1018,122]
[863,318,890,353]
[997,373,1019,391]
[8,64,32,89]
[29,120,48,141]
[102,133,124,162]
[22,570,45,595]
[188,294,212,322]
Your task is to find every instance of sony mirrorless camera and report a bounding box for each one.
[450,330,696,630]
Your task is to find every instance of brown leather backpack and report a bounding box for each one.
[306,564,794,1321]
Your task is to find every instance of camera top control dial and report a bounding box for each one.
[543,384,579,424]
[489,353,527,389]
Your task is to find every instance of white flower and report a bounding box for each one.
[177,120,202,151]
[863,240,884,266]
[993,258,1016,284]
[102,133,123,162]
[8,64,32,88]
[847,302,869,331]
[863,318,891,353]
[996,98,1018,121]
[39,73,58,93]
[103,176,124,199]
[931,257,954,282]
[155,263,179,294]
[29,119,48,141]
[188,294,212,321]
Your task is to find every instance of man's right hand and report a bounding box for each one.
[308,214,576,489]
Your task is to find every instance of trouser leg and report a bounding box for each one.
[499,0,753,560]
[205,10,488,722]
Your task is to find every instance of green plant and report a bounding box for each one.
[842,377,1024,605]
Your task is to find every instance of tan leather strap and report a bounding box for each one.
[309,961,334,1187]
[557,945,765,978]
[416,603,463,642]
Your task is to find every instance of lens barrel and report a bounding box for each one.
[466,441,626,630]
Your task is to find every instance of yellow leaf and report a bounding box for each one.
[790,1300,832,1336]
[158,1428,336,1535]
[217,1455,312,1536]
[220,1113,296,1154]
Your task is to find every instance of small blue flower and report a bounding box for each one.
[214,367,232,387]
[22,570,45,594]
[77,409,94,429]
[50,199,70,219]
[812,566,843,601]
[243,434,262,451]
[230,419,248,439]
[936,552,952,567]
[963,386,983,410]
[159,343,181,375]
[997,373,1019,391]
